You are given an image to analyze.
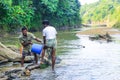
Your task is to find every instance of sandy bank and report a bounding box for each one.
[77,27,120,35]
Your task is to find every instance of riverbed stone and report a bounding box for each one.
[0,56,5,60]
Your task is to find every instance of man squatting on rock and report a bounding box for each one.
[19,27,41,67]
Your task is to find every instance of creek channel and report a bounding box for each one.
[1,29,120,80]
[30,31,120,80]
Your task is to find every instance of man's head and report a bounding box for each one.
[21,27,27,36]
[42,20,49,27]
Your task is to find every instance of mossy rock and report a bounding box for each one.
[39,63,49,69]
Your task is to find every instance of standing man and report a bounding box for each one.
[19,27,41,67]
[41,20,57,71]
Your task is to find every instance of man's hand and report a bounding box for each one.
[28,41,33,45]
[22,41,32,47]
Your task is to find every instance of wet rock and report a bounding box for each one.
[55,57,62,64]
[5,69,22,75]
[0,59,8,64]
[7,73,19,80]
[0,76,8,80]
[89,33,112,42]
[12,62,21,67]
[3,68,24,79]
[0,73,5,78]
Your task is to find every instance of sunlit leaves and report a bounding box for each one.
[81,0,120,26]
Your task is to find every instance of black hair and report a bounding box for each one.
[21,27,27,31]
[42,20,49,25]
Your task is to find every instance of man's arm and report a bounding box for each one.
[30,32,42,43]
[43,36,46,44]
[35,38,42,43]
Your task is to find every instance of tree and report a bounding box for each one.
[0,0,81,32]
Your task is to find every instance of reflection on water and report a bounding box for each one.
[30,34,120,80]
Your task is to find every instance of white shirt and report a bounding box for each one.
[43,26,57,39]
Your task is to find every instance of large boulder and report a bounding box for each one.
[0,56,5,61]
[0,42,34,62]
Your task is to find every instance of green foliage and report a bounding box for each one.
[52,0,81,27]
[0,0,81,32]
[0,2,8,21]
[41,0,58,12]
[0,0,34,32]
[80,0,120,27]
[40,63,49,69]
[113,21,120,28]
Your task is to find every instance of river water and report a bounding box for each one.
[1,30,120,80]
[29,33,120,80]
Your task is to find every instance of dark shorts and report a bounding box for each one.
[22,50,31,57]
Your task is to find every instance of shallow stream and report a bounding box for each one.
[29,33,120,80]
[1,30,120,80]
